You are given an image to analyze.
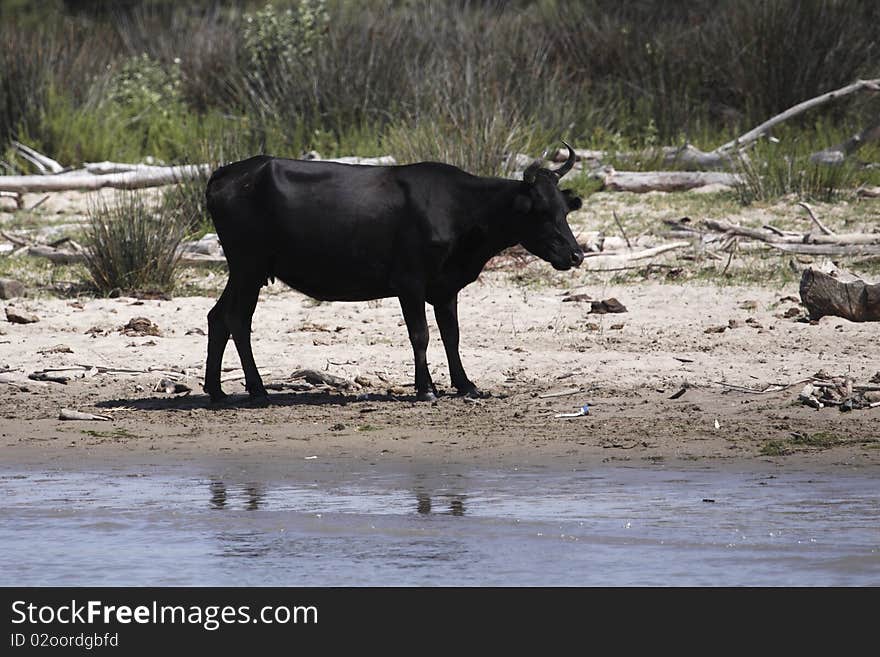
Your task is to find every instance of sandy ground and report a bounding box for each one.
[2,269,879,472]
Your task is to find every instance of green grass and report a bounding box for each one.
[82,190,185,295]
[760,431,876,456]
[760,440,788,456]
[81,428,138,440]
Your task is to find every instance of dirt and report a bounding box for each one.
[2,270,879,472]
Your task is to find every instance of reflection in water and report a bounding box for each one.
[209,481,264,511]
[245,486,264,511]
[209,481,226,510]
[2,467,880,585]
[212,479,465,517]
[416,490,466,516]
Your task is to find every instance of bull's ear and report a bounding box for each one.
[562,189,582,211]
[513,194,533,214]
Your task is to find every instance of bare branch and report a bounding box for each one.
[797,201,835,236]
[715,78,880,154]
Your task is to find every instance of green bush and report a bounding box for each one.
[83,190,185,295]
[3,0,879,184]
[736,139,860,205]
[242,1,328,78]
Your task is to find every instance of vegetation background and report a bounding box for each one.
[2,0,878,177]
[1,0,878,293]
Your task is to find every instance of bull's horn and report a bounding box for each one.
[551,141,576,180]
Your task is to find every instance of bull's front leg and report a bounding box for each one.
[434,295,487,399]
[398,294,438,402]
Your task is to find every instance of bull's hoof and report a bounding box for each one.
[247,392,270,407]
[207,390,229,405]
[456,385,490,399]
[416,391,438,402]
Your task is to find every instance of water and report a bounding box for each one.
[1,462,878,586]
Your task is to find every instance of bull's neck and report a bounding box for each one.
[467,176,524,255]
[445,176,525,282]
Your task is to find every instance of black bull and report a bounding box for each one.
[203,143,584,403]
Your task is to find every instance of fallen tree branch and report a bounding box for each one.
[701,218,880,249]
[581,241,690,270]
[24,245,228,268]
[800,267,880,321]
[603,171,741,192]
[810,118,880,165]
[554,79,880,174]
[715,79,880,154]
[0,164,212,193]
[797,202,834,235]
[767,243,880,256]
[12,140,65,174]
[0,190,23,209]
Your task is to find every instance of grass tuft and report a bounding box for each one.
[83,190,185,296]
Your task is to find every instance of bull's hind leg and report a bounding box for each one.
[204,285,231,402]
[399,294,438,402]
[224,276,268,402]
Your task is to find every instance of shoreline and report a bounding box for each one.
[2,278,879,473]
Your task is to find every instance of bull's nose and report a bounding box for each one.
[571,249,584,267]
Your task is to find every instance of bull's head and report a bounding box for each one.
[513,141,584,271]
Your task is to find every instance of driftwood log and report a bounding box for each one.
[0,164,213,193]
[12,141,64,174]
[21,245,226,267]
[0,156,398,194]
[800,268,880,322]
[690,218,880,257]
[548,78,880,191]
[603,171,741,192]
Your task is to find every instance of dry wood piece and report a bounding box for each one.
[27,245,83,265]
[694,218,880,257]
[581,241,690,271]
[154,378,192,395]
[716,79,880,154]
[603,171,741,192]
[0,278,25,299]
[799,268,880,322]
[538,387,581,399]
[12,141,65,174]
[29,371,69,384]
[0,163,212,193]
[810,119,880,165]
[803,374,879,411]
[37,344,73,354]
[5,307,38,324]
[769,242,880,256]
[590,298,627,314]
[567,79,880,186]
[0,155,397,194]
[797,202,834,236]
[58,408,112,421]
[25,243,226,268]
[0,190,23,209]
[562,293,592,303]
[121,317,162,337]
[291,368,358,390]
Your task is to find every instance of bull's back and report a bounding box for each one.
[207,156,408,300]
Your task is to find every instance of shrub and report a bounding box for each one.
[242,0,329,79]
[733,141,859,205]
[83,190,184,295]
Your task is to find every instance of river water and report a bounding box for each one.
[1,461,877,586]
